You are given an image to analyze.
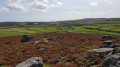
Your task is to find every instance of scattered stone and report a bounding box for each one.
[102,35,117,39]
[53,59,61,65]
[109,43,120,48]
[35,41,41,44]
[103,53,120,67]
[112,47,120,54]
[88,48,114,54]
[102,40,113,47]
[116,61,120,67]
[44,40,49,43]
[88,48,114,58]
[37,47,45,50]
[56,37,64,39]
[16,57,43,67]
[21,35,34,42]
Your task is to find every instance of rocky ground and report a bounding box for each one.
[0,33,120,67]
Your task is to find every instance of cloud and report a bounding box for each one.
[6,0,22,3]
[101,0,112,4]
[68,11,80,15]
[89,2,99,6]
[0,0,63,12]
[30,0,49,10]
[50,2,63,8]
[0,7,9,12]
[37,0,48,4]
[7,4,28,11]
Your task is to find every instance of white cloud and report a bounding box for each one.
[57,2,63,7]
[101,0,112,4]
[68,11,80,15]
[0,0,63,12]
[6,0,22,3]
[37,0,48,4]
[7,4,28,11]
[30,0,49,11]
[89,2,99,6]
[0,7,9,12]
[50,2,63,8]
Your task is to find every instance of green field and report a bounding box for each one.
[0,23,120,37]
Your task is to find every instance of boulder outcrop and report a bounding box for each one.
[16,57,43,67]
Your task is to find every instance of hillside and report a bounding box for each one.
[0,33,105,67]
[0,18,120,37]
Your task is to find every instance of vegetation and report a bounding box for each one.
[0,18,120,37]
[0,33,103,67]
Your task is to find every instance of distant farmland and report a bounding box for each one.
[0,18,120,37]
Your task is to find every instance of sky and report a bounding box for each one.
[0,0,120,22]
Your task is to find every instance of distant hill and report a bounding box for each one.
[0,22,19,27]
[0,18,120,27]
[56,18,120,27]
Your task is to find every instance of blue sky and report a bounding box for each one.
[0,0,120,22]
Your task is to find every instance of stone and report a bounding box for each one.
[16,57,43,67]
[88,48,114,54]
[109,43,120,48]
[112,47,120,54]
[44,40,49,43]
[102,35,117,39]
[103,53,120,67]
[37,47,45,50]
[35,41,41,44]
[21,35,34,42]
[102,35,113,39]
[56,37,64,39]
[116,61,120,67]
[88,48,114,58]
[102,40,113,47]
[53,59,61,64]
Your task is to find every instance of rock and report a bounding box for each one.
[35,41,41,44]
[56,37,64,39]
[44,40,49,43]
[103,53,120,67]
[88,48,114,54]
[102,35,117,39]
[102,40,113,47]
[53,59,61,64]
[102,35,113,39]
[116,61,120,67]
[112,47,120,54]
[37,47,45,50]
[21,35,34,42]
[109,43,120,48]
[16,57,43,67]
[88,48,114,58]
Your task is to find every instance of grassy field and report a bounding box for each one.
[0,23,120,37]
[69,27,120,36]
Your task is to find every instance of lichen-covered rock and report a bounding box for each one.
[103,53,120,67]
[16,57,43,67]
[88,48,114,54]
[88,48,114,58]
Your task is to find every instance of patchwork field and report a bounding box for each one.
[0,23,120,37]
